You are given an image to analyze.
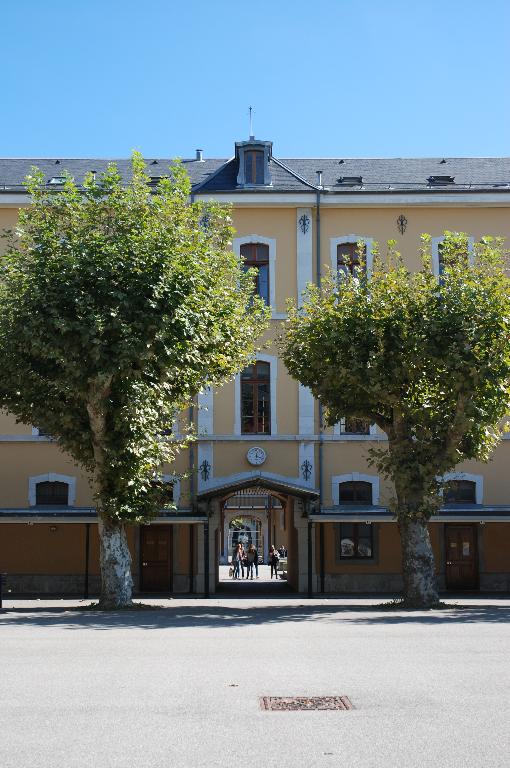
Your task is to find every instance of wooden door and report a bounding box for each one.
[445,525,478,590]
[140,525,173,592]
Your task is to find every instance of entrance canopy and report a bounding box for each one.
[197,473,319,501]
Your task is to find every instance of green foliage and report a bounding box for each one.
[283,233,510,519]
[0,153,269,522]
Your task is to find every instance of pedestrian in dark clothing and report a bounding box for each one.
[269,545,280,579]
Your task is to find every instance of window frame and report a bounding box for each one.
[233,236,277,316]
[244,150,265,185]
[431,235,474,277]
[234,353,278,436]
[35,480,69,506]
[335,522,374,560]
[240,361,272,435]
[330,235,374,279]
[240,242,270,306]
[338,480,373,505]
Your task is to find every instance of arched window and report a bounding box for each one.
[35,481,69,506]
[240,243,270,305]
[244,150,264,184]
[241,361,271,434]
[337,242,365,277]
[338,481,373,505]
[444,480,476,504]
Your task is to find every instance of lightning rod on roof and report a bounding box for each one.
[249,106,254,140]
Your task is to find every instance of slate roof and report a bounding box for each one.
[0,155,509,194]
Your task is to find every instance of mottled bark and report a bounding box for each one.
[97,517,133,608]
[87,377,134,608]
[398,517,439,608]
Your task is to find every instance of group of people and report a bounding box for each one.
[231,542,259,579]
[230,543,286,579]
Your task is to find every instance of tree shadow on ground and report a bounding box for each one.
[1,602,510,630]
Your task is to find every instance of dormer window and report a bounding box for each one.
[428,175,455,186]
[236,139,272,187]
[337,176,363,186]
[244,151,264,185]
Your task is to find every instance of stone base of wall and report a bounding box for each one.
[4,573,101,595]
[479,572,510,592]
[323,573,403,593]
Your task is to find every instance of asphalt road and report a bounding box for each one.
[1,596,509,768]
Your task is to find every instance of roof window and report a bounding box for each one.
[47,176,67,186]
[337,176,363,186]
[428,175,455,185]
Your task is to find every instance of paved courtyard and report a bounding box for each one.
[1,595,509,768]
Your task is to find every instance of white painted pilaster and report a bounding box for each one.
[296,207,313,306]
[198,386,214,436]
[197,442,214,492]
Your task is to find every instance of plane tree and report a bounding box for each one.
[282,235,510,607]
[0,154,268,607]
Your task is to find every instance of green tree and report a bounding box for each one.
[283,234,510,607]
[0,154,269,607]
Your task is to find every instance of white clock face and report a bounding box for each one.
[246,446,267,466]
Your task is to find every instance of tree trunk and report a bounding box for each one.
[97,516,134,608]
[398,518,439,608]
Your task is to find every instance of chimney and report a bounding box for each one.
[195,149,204,162]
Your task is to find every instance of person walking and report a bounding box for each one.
[246,544,256,580]
[269,544,280,579]
[232,543,243,579]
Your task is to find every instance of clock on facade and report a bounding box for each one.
[246,446,267,466]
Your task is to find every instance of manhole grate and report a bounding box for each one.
[260,696,354,711]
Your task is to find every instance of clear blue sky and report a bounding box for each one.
[2,0,509,159]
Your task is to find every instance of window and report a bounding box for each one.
[35,481,69,506]
[336,523,373,559]
[244,150,264,184]
[240,243,269,305]
[241,361,271,434]
[337,242,365,277]
[338,481,373,505]
[444,480,476,504]
[47,176,67,186]
[343,417,370,435]
[151,480,174,506]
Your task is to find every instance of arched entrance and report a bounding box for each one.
[220,486,286,565]
[196,474,319,594]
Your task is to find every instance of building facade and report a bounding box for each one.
[1,139,510,595]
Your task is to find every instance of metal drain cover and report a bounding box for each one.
[260,696,354,711]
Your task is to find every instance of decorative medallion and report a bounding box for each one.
[301,459,313,481]
[199,459,211,481]
[298,213,310,234]
[246,446,267,466]
[397,214,408,235]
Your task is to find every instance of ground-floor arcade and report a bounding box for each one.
[1,481,510,595]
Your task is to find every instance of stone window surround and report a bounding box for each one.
[29,473,76,507]
[233,235,278,317]
[331,472,380,506]
[333,419,378,438]
[441,471,483,505]
[330,235,375,278]
[431,235,474,277]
